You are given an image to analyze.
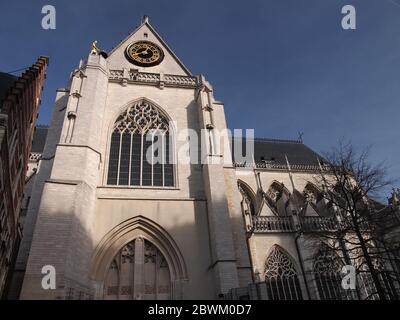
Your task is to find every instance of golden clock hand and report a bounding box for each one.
[132,48,149,56]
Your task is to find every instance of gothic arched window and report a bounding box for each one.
[104,238,171,300]
[107,99,174,187]
[264,245,303,300]
[313,245,348,300]
[356,252,398,300]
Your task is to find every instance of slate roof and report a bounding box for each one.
[31,126,49,153]
[27,128,325,167]
[232,137,324,168]
[0,72,18,104]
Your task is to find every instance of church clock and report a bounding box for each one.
[125,41,164,67]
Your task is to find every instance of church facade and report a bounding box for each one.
[14,18,400,300]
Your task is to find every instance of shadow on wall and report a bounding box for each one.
[15,199,220,300]
[185,99,205,199]
[7,91,70,300]
[17,206,97,300]
[11,95,240,300]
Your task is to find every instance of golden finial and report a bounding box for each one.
[91,40,99,55]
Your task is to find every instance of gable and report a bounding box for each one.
[107,18,192,76]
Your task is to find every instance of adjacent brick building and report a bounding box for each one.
[0,57,48,298]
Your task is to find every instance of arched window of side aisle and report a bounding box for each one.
[313,244,350,300]
[264,245,303,300]
[107,99,174,187]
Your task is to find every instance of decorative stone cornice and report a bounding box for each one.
[108,69,198,88]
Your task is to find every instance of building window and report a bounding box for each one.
[357,256,399,300]
[107,99,174,187]
[104,238,171,300]
[313,244,350,300]
[264,245,303,300]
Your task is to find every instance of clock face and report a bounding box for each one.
[125,41,164,67]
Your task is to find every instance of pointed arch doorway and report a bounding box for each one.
[90,216,188,300]
[104,237,171,300]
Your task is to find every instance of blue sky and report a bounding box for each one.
[0,0,399,195]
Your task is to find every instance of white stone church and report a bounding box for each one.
[9,17,391,300]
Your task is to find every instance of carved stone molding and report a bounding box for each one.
[108,69,198,88]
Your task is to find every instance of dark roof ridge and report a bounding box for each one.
[232,137,303,144]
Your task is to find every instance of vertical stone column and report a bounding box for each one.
[133,237,144,299]
[196,76,239,295]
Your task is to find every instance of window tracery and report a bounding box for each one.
[313,244,348,300]
[264,245,303,300]
[104,238,171,300]
[107,99,174,187]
